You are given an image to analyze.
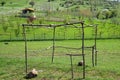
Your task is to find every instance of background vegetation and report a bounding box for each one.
[0,0,120,41]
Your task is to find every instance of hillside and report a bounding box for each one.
[0,0,120,41]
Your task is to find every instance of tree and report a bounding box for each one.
[29,1,35,7]
[1,1,6,6]
[3,25,8,32]
[14,29,20,37]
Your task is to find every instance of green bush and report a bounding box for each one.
[96,9,117,19]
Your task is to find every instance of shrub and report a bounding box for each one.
[96,9,117,19]
[109,10,117,18]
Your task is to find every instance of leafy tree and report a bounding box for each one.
[14,27,20,37]
[1,1,6,6]
[96,9,117,19]
[3,25,8,32]
[29,1,35,7]
[109,9,117,18]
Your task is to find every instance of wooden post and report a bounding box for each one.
[95,25,97,66]
[70,55,74,79]
[92,46,94,67]
[23,25,28,74]
[52,26,56,63]
[81,21,85,79]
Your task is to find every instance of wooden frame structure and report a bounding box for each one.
[22,21,98,79]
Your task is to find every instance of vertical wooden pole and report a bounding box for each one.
[52,26,56,63]
[95,25,97,66]
[92,46,94,67]
[70,55,74,79]
[81,21,85,79]
[23,25,28,74]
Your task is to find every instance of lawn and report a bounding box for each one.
[0,39,120,80]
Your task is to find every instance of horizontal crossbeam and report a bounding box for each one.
[66,54,84,56]
[55,46,94,50]
[22,21,84,28]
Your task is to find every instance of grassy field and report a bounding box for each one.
[0,0,120,79]
[0,39,120,80]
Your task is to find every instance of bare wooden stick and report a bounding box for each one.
[23,25,28,75]
[22,21,84,28]
[52,27,56,63]
[55,46,94,50]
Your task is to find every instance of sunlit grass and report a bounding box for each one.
[0,39,120,79]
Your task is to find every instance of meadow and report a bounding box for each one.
[0,0,120,80]
[0,39,120,80]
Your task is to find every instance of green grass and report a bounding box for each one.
[0,39,120,80]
